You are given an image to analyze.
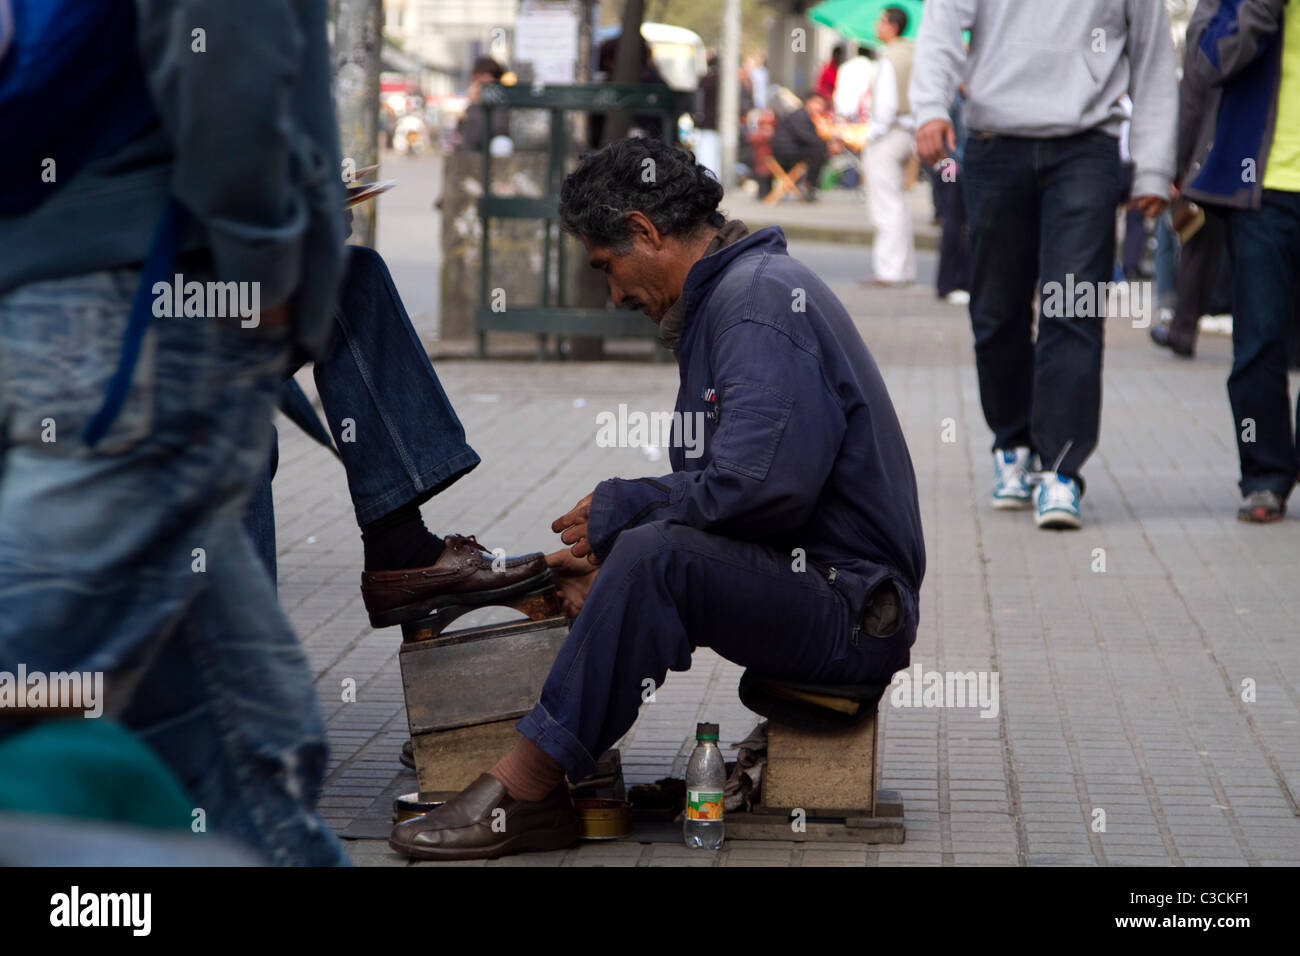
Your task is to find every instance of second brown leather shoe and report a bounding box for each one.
[361,534,550,628]
[388,773,579,861]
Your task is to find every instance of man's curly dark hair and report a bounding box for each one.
[558,138,725,252]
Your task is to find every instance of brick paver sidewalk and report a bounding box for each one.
[272,236,1300,867]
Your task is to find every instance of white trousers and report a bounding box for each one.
[865,126,917,283]
[694,129,722,183]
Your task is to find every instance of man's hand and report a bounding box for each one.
[552,491,598,564]
[916,119,956,167]
[546,549,599,620]
[1130,194,1168,218]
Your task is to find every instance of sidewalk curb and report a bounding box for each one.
[747,222,941,250]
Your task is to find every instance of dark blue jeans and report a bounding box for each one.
[246,246,480,576]
[1225,189,1300,500]
[517,521,918,782]
[962,129,1124,483]
[933,172,969,297]
[0,270,345,866]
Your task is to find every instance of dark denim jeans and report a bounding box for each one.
[1225,189,1300,500]
[1154,211,1178,311]
[245,246,480,576]
[1168,212,1229,355]
[962,129,1124,483]
[933,172,970,297]
[0,269,346,865]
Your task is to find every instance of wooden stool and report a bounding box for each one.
[763,156,808,205]
[729,672,904,843]
[764,714,879,815]
[398,589,567,797]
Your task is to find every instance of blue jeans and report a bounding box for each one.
[517,521,918,782]
[0,269,347,866]
[246,246,479,576]
[933,171,970,297]
[1224,189,1300,499]
[962,129,1124,483]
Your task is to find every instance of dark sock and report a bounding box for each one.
[360,502,444,572]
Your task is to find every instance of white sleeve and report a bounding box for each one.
[832,61,859,117]
[868,59,898,141]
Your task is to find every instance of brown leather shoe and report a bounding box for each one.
[388,773,579,861]
[361,534,550,628]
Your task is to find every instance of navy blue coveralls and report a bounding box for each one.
[516,227,926,782]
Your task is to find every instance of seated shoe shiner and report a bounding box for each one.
[388,138,927,861]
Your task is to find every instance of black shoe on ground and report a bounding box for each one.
[1150,322,1194,358]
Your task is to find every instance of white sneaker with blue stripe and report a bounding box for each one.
[1035,473,1082,530]
[991,447,1033,510]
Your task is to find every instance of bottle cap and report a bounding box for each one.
[696,722,719,740]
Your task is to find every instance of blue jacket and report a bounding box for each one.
[0,0,345,358]
[1180,0,1287,210]
[587,227,926,622]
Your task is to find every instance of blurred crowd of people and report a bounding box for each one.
[763,0,1300,528]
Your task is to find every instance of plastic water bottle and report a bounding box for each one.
[683,722,725,849]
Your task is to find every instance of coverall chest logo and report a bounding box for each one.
[701,386,719,422]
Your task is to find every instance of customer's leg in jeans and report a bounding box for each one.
[962,135,1040,455]
[517,522,911,782]
[1224,190,1300,499]
[0,271,345,864]
[242,246,481,575]
[1033,131,1121,483]
[314,246,480,527]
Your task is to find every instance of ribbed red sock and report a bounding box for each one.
[489,738,565,802]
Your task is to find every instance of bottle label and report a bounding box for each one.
[686,789,723,821]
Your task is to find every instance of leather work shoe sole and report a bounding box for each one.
[361,534,551,628]
[388,773,580,861]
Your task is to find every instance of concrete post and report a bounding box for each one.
[719,0,741,189]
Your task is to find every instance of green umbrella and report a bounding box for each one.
[808,0,926,48]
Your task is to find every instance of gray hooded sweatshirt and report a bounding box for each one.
[910,0,1179,200]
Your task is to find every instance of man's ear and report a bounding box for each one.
[624,210,664,250]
